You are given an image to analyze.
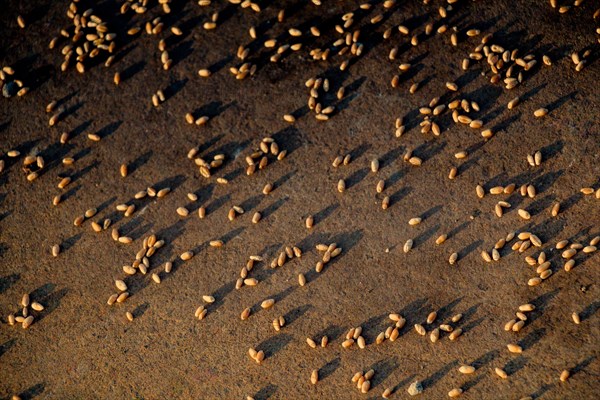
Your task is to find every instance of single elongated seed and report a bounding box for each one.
[572,312,580,324]
[115,280,128,291]
[31,302,44,311]
[476,185,485,198]
[382,387,392,398]
[244,278,258,286]
[124,205,136,217]
[263,183,273,194]
[371,159,379,172]
[409,217,422,226]
[449,328,462,340]
[409,156,422,166]
[241,307,251,320]
[58,177,71,189]
[481,250,492,262]
[446,82,458,91]
[449,167,457,179]
[123,265,136,275]
[382,196,390,209]
[311,369,319,384]
[430,328,439,343]
[305,215,314,228]
[508,97,520,109]
[495,368,508,379]
[357,336,366,349]
[459,365,475,374]
[511,320,525,332]
[298,273,306,286]
[210,240,223,247]
[528,277,542,286]
[261,299,275,309]
[560,370,570,382]
[507,344,523,353]
[414,324,426,335]
[449,252,458,265]
[404,239,413,253]
[518,209,531,220]
[389,313,401,322]
[107,294,118,305]
[361,380,371,394]
[436,234,448,245]
[22,315,34,329]
[180,251,193,260]
[519,304,535,312]
[157,188,170,198]
[126,312,134,322]
[337,179,346,192]
[117,292,129,303]
[534,108,548,117]
[562,248,577,259]
[448,388,463,398]
[22,293,30,307]
[536,262,551,274]
[426,311,437,324]
[203,295,215,303]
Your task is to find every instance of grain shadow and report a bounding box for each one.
[504,355,528,376]
[128,150,153,175]
[320,357,341,381]
[312,203,339,226]
[61,233,83,252]
[282,304,312,327]
[458,239,483,259]
[518,328,546,351]
[0,338,16,359]
[120,60,146,83]
[18,383,45,399]
[368,357,399,389]
[252,384,277,400]
[132,302,150,318]
[422,360,459,389]
[29,284,68,323]
[0,273,19,294]
[257,333,293,359]
[471,349,499,369]
[260,196,289,220]
[314,324,346,343]
[273,170,297,190]
[580,301,600,322]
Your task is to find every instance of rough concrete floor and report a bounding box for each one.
[0,0,599,399]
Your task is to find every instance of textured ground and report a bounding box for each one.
[0,0,599,399]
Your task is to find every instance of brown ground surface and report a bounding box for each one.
[1,0,599,399]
